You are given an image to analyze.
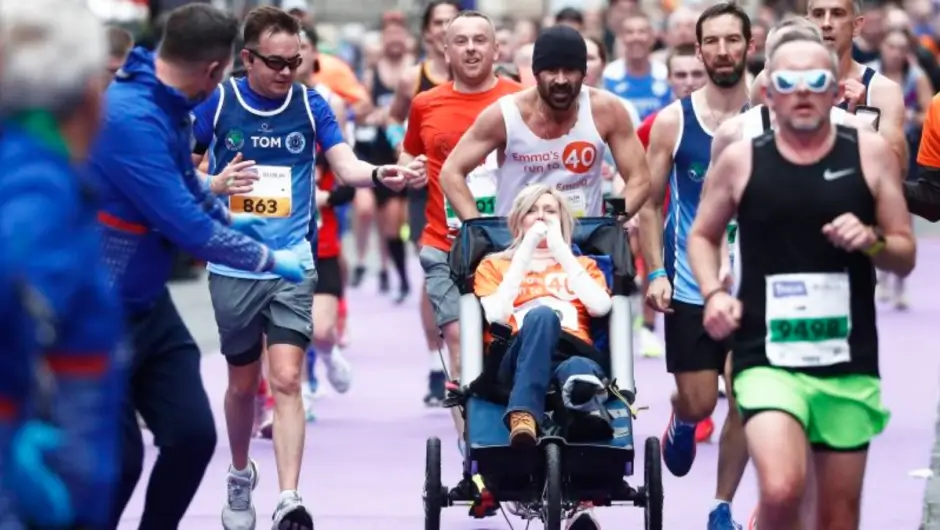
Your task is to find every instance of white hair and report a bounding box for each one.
[0,0,107,116]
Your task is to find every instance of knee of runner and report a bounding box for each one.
[312,324,336,346]
[675,386,717,422]
[758,471,805,515]
[268,361,303,397]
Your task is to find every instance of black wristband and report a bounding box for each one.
[371,166,381,187]
[702,287,725,307]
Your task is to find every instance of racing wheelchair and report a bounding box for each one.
[423,216,663,530]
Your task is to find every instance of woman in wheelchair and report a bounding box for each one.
[474,184,613,447]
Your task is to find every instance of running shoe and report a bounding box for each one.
[221,459,259,530]
[350,265,366,288]
[302,387,317,423]
[322,346,352,394]
[424,371,446,407]
[696,416,715,443]
[393,285,410,305]
[378,269,390,294]
[895,290,909,311]
[567,503,601,529]
[638,325,664,358]
[271,490,313,530]
[707,502,743,530]
[661,412,697,477]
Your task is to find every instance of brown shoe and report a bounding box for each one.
[509,411,537,446]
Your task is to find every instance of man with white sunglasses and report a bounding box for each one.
[688,36,915,530]
[707,21,876,530]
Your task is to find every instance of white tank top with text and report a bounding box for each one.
[496,88,607,217]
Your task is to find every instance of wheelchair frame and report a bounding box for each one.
[423,217,663,530]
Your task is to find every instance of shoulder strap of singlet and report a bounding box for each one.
[760,105,772,132]
[862,67,876,106]
[861,66,876,88]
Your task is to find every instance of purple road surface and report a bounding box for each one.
[118,243,940,529]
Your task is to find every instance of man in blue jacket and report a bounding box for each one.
[0,1,126,528]
[85,4,309,528]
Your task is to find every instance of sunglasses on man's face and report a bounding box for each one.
[247,49,303,72]
[769,69,835,94]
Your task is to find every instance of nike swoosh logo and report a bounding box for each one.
[823,168,855,181]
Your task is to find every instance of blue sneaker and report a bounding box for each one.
[708,502,743,530]
[661,413,697,477]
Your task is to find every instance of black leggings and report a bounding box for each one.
[111,291,217,529]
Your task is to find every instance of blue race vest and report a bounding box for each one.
[208,78,317,279]
[664,96,712,305]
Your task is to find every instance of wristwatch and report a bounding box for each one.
[371,166,382,187]
[863,227,886,257]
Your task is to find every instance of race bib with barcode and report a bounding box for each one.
[764,272,852,368]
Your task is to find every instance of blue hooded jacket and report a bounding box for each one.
[87,48,275,315]
[0,113,126,527]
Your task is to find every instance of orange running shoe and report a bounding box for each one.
[695,416,715,443]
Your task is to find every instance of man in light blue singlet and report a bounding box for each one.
[638,4,753,529]
[191,7,419,530]
[602,13,672,120]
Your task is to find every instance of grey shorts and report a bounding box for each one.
[418,246,460,328]
[208,269,317,365]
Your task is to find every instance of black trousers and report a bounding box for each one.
[110,290,217,529]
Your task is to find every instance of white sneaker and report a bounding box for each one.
[322,347,352,394]
[222,459,260,530]
[272,490,313,530]
[718,377,727,398]
[302,388,316,423]
[638,326,664,358]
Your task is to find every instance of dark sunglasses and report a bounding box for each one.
[247,49,303,72]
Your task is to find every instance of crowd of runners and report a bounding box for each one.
[2,0,940,528]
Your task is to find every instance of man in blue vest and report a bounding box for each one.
[190,7,419,530]
[0,1,125,528]
[87,4,329,528]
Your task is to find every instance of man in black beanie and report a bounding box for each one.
[437,23,653,530]
[440,23,650,221]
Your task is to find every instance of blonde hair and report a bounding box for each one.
[499,184,575,258]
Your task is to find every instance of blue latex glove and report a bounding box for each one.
[8,420,73,527]
[231,213,267,241]
[384,123,405,149]
[271,249,305,283]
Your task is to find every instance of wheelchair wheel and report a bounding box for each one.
[543,442,562,530]
[644,436,663,530]
[424,437,443,530]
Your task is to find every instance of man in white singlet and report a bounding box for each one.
[440,24,650,224]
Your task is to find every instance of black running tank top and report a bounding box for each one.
[415,61,439,95]
[733,126,879,378]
